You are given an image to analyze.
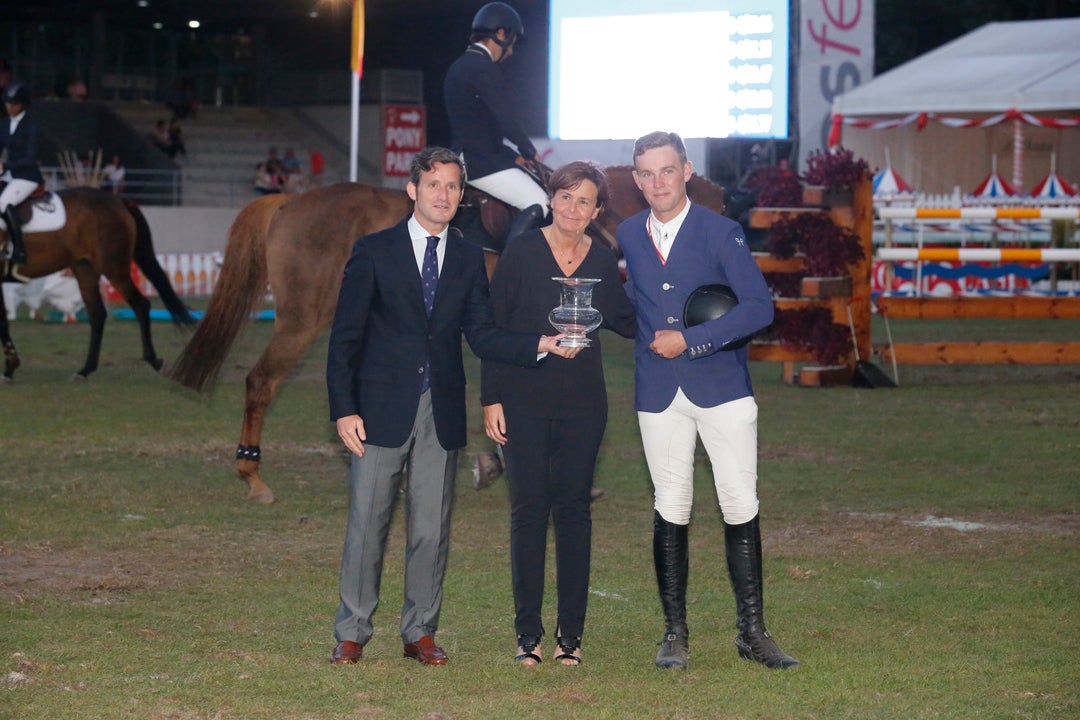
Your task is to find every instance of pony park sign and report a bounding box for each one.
[382,104,426,179]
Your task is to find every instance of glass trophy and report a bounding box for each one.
[548,277,603,347]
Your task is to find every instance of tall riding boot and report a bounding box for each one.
[724,515,799,669]
[3,208,27,265]
[653,510,689,669]
[504,203,545,247]
[452,204,499,253]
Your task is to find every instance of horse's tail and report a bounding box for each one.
[123,198,196,327]
[167,194,288,392]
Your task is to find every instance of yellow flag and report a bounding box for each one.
[351,0,365,77]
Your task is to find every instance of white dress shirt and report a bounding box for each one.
[648,199,692,262]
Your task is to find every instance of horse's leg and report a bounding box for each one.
[104,266,163,372]
[71,262,109,380]
[0,291,20,383]
[236,321,325,504]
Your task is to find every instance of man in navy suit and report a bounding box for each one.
[618,131,798,671]
[326,146,578,666]
[443,2,548,246]
[0,80,43,266]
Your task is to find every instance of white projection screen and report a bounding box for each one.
[548,0,790,141]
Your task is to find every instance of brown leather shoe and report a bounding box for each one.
[403,636,448,665]
[330,640,363,664]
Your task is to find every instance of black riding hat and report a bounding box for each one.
[683,283,753,350]
[2,80,29,106]
[472,2,524,42]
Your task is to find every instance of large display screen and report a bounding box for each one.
[548,0,790,140]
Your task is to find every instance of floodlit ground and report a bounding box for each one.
[1,315,1077,719]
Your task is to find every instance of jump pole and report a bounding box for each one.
[878,207,1080,221]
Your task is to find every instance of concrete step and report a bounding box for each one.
[106,99,353,205]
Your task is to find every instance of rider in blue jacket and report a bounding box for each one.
[0,81,43,266]
[443,2,548,248]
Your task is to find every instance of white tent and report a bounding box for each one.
[829,18,1080,195]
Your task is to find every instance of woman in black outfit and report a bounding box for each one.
[482,161,636,665]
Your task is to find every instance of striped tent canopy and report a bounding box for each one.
[872,165,914,196]
[1029,172,1077,198]
[971,171,1017,198]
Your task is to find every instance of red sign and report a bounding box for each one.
[383,105,426,178]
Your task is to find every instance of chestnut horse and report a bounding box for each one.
[168,170,726,503]
[1,187,194,382]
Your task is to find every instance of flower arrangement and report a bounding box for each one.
[743,164,803,208]
[746,147,869,366]
[764,213,864,277]
[761,307,851,366]
[802,147,870,191]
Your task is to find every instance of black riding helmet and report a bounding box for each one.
[2,80,29,106]
[471,2,524,48]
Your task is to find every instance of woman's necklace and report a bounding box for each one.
[550,235,585,266]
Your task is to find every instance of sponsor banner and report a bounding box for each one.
[797,0,874,169]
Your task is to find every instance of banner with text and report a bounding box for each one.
[797,0,874,170]
[383,104,426,179]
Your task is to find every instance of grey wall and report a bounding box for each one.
[141,206,239,253]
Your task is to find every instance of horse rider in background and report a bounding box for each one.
[443,2,548,248]
[0,80,42,267]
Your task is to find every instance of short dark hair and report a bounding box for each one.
[633,131,687,166]
[547,160,609,210]
[409,146,467,185]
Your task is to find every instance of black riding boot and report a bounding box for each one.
[504,203,545,247]
[724,515,799,669]
[452,204,500,252]
[653,510,689,669]
[3,208,26,265]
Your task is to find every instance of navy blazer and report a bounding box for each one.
[326,217,541,450]
[618,203,774,413]
[0,110,44,184]
[443,46,537,180]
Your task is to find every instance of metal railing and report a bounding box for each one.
[42,166,183,206]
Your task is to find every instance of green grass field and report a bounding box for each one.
[1,312,1077,719]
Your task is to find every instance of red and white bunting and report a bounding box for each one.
[829,109,1080,147]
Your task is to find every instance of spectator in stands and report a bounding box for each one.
[103,155,125,194]
[281,148,301,174]
[168,119,187,160]
[254,162,282,195]
[280,148,308,191]
[309,148,325,187]
[263,147,281,172]
[152,120,174,157]
[262,148,288,188]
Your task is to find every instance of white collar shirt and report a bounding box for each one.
[471,42,494,60]
[9,110,25,135]
[648,199,692,262]
[408,216,447,275]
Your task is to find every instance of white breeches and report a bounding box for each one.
[638,390,760,526]
[465,166,549,212]
[0,178,37,213]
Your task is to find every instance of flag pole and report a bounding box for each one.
[350,0,365,182]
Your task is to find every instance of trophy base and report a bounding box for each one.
[557,336,592,348]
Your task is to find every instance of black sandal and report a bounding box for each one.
[554,636,582,665]
[516,634,542,665]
